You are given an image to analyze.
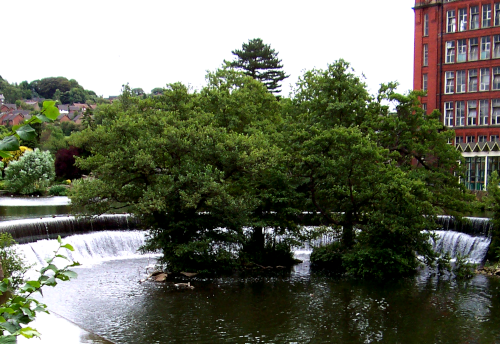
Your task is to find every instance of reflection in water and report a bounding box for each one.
[0,196,71,221]
[35,255,500,344]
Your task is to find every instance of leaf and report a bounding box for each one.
[60,270,77,279]
[42,100,56,109]
[57,236,62,244]
[26,281,40,289]
[0,335,16,343]
[36,114,52,123]
[15,125,36,141]
[43,104,59,121]
[0,151,12,159]
[0,136,19,152]
[19,327,41,339]
[60,243,74,251]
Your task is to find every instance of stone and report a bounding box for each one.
[180,272,198,278]
[154,273,168,282]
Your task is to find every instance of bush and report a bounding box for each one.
[0,233,30,290]
[2,146,32,167]
[49,185,67,196]
[310,241,346,273]
[4,148,55,195]
[55,146,83,180]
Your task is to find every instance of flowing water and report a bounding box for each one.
[14,231,500,344]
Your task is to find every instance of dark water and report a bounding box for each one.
[36,256,500,344]
[0,196,70,221]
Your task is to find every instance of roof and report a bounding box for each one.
[58,105,69,111]
[457,141,500,152]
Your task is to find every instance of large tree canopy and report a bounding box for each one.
[227,38,289,95]
[69,62,473,278]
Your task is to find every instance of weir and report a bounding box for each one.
[0,215,141,244]
[1,215,494,265]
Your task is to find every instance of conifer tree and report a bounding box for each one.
[228,38,289,95]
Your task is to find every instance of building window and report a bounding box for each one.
[492,99,500,124]
[445,102,454,126]
[468,100,477,125]
[481,36,491,59]
[493,67,500,90]
[491,135,499,141]
[480,68,490,91]
[467,135,476,143]
[479,135,488,142]
[456,136,464,145]
[480,99,489,125]
[496,3,500,25]
[465,157,485,191]
[446,41,455,63]
[422,103,427,113]
[471,6,479,29]
[445,71,454,93]
[423,74,428,91]
[483,4,492,28]
[459,8,468,31]
[447,10,456,32]
[456,101,465,126]
[469,69,478,92]
[424,13,429,36]
[494,35,500,58]
[423,44,428,66]
[469,38,479,61]
[456,70,466,93]
[457,39,467,62]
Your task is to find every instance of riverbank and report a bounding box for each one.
[17,311,113,344]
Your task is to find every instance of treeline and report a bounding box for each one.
[0,75,105,105]
[68,61,474,279]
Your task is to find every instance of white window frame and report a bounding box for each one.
[481,36,491,59]
[456,70,466,93]
[468,100,477,125]
[493,67,500,90]
[480,68,490,91]
[423,44,428,66]
[491,135,499,142]
[483,4,492,28]
[479,99,489,125]
[478,135,487,142]
[456,101,465,126]
[423,74,428,92]
[459,8,468,31]
[456,136,464,145]
[471,6,479,29]
[469,38,479,61]
[469,69,478,92]
[457,39,467,62]
[424,13,429,36]
[448,10,457,32]
[445,71,454,93]
[496,3,500,26]
[446,41,455,63]
[445,102,454,126]
[492,99,500,124]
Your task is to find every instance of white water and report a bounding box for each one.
[0,196,70,206]
[431,230,491,263]
[17,231,149,274]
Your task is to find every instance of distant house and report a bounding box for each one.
[0,104,16,113]
[69,106,80,115]
[0,94,4,105]
[58,105,69,114]
[23,100,40,111]
[1,111,31,126]
[72,113,84,124]
[57,113,71,122]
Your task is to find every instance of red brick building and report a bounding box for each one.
[414,0,500,190]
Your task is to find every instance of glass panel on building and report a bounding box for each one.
[445,102,454,126]
[468,100,477,125]
[459,8,468,31]
[456,70,466,92]
[480,68,490,90]
[456,101,465,126]
[469,69,478,91]
[479,100,489,125]
[457,39,467,62]
[471,6,479,29]
[483,4,492,28]
[469,38,479,61]
[492,99,500,124]
[481,36,491,59]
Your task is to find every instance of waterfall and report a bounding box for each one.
[0,215,141,243]
[436,216,493,236]
[17,231,149,270]
[431,230,491,263]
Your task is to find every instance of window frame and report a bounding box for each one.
[479,99,489,125]
[469,37,479,61]
[480,68,490,91]
[469,69,478,92]
[445,102,454,126]
[456,70,466,93]
[481,36,491,60]
[456,101,465,126]
[471,6,479,29]
[483,4,492,28]
[445,71,455,94]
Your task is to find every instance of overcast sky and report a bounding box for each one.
[2,0,416,98]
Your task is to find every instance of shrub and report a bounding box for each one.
[49,185,67,196]
[0,233,30,290]
[2,146,32,167]
[310,241,346,273]
[4,148,55,195]
[55,146,83,180]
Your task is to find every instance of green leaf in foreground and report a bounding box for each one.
[0,136,19,152]
[15,125,36,142]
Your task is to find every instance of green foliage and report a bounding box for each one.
[485,171,500,261]
[310,241,346,273]
[453,253,476,279]
[0,236,78,341]
[48,185,67,196]
[4,148,55,195]
[227,38,289,95]
[0,233,29,290]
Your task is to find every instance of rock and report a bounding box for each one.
[150,271,164,277]
[495,269,500,276]
[174,282,194,290]
[180,272,198,278]
[154,273,168,282]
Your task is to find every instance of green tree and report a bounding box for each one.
[289,61,472,278]
[227,38,289,95]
